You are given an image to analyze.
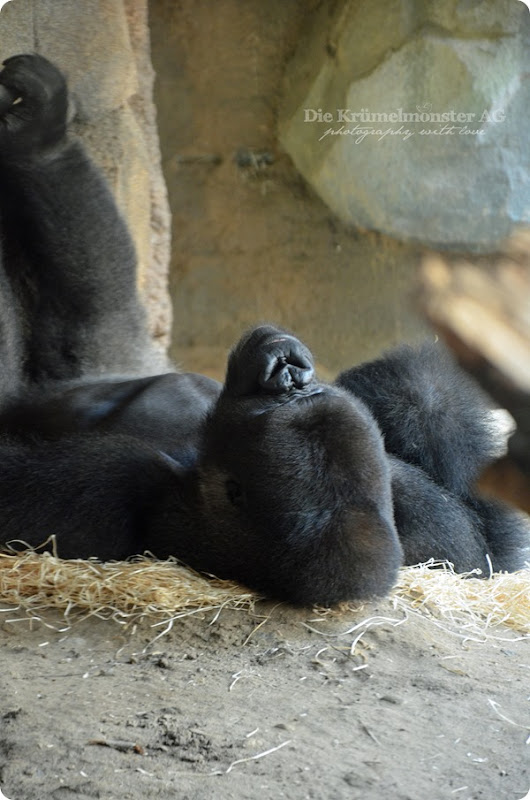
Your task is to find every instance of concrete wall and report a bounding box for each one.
[149,0,427,377]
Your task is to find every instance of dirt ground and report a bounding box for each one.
[1,597,529,800]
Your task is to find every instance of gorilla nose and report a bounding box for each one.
[225,325,316,396]
[259,341,315,393]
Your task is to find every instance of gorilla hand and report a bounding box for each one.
[0,54,68,160]
[224,325,315,397]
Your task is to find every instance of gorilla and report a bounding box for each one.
[0,54,527,606]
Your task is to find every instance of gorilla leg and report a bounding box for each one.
[0,248,23,402]
[0,78,23,403]
[391,457,530,572]
[0,55,182,564]
[338,344,530,572]
[0,54,165,385]
[466,494,530,573]
[390,457,496,573]
[335,342,497,498]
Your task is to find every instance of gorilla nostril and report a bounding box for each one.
[261,363,292,392]
[224,325,316,397]
[259,358,315,393]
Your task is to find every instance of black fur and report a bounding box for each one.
[0,55,527,607]
[337,347,530,573]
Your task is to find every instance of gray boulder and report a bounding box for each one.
[279,0,530,250]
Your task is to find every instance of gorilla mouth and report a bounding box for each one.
[246,385,330,416]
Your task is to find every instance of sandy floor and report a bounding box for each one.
[1,596,529,800]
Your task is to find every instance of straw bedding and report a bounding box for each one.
[0,547,528,638]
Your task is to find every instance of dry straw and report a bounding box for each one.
[392,559,530,639]
[0,548,528,639]
[0,550,257,626]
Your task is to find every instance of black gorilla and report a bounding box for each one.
[0,55,527,606]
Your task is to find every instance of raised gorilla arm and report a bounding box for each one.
[0,54,162,383]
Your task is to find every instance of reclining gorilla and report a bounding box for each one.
[0,55,528,606]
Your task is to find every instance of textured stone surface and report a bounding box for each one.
[150,0,427,375]
[0,0,171,351]
[279,0,530,251]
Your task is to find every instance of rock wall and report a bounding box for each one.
[6,2,520,373]
[149,0,427,376]
[279,0,530,252]
[0,0,172,353]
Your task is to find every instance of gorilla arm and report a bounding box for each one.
[0,54,161,381]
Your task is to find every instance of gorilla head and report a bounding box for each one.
[153,326,403,606]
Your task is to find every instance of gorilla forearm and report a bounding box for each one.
[1,139,158,381]
[2,140,138,309]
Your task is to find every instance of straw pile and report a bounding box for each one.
[0,551,257,626]
[393,561,530,639]
[0,549,529,639]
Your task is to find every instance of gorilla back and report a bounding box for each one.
[0,54,527,607]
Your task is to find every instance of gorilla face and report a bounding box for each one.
[192,326,403,605]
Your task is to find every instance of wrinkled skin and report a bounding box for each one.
[0,55,527,607]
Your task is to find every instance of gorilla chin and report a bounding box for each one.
[150,326,404,607]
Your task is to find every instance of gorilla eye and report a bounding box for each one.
[226,478,245,508]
